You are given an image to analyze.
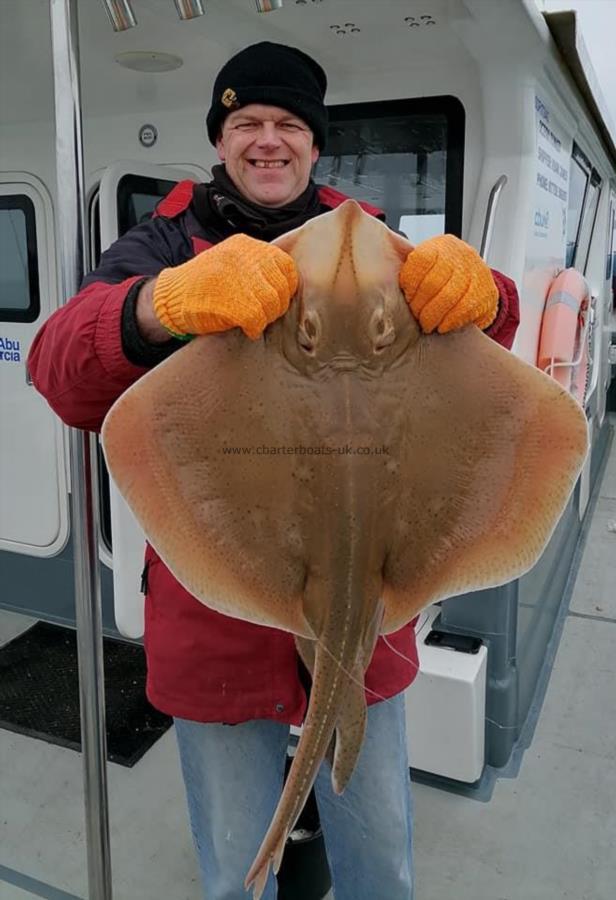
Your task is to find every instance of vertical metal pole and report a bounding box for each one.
[49,2,113,898]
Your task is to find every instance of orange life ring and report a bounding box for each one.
[537,268,589,406]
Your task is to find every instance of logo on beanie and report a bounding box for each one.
[221,88,239,109]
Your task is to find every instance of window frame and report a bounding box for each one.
[578,168,602,275]
[566,142,602,273]
[319,95,465,237]
[116,173,179,235]
[0,193,41,323]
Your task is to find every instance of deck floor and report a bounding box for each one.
[0,420,614,900]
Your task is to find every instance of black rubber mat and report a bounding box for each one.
[0,622,172,767]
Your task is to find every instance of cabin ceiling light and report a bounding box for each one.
[173,0,206,20]
[256,0,284,12]
[115,51,184,72]
[101,0,137,31]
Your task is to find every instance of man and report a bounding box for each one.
[29,42,519,900]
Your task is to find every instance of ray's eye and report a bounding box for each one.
[304,318,317,339]
[370,309,396,353]
[298,335,314,354]
[297,313,319,355]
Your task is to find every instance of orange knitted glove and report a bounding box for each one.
[153,234,298,340]
[399,234,498,334]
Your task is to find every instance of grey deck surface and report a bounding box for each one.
[1,423,614,900]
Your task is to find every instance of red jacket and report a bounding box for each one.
[28,182,520,725]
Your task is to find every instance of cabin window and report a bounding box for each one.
[116,174,177,234]
[314,96,464,242]
[89,189,101,269]
[85,188,111,551]
[565,147,589,267]
[97,439,113,553]
[608,198,616,311]
[565,143,601,271]
[577,170,602,274]
[0,195,40,322]
[606,201,615,281]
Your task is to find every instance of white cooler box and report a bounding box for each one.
[405,606,487,783]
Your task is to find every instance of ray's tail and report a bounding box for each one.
[244,636,364,899]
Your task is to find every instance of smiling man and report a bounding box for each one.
[216,103,319,207]
[28,41,519,900]
[216,105,319,206]
[211,43,323,208]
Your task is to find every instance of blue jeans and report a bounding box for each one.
[174,693,414,900]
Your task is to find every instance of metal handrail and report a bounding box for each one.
[479,174,508,261]
[543,312,591,378]
[50,2,112,898]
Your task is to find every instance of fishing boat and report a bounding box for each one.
[1,2,614,898]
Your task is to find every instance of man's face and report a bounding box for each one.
[216,104,320,207]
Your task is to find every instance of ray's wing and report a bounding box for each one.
[101,331,313,637]
[382,326,588,632]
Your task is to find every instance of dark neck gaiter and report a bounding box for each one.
[191,164,324,242]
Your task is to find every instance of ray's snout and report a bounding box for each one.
[274,199,417,369]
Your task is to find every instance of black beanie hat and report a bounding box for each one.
[206,42,328,149]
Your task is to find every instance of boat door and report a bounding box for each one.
[95,161,209,638]
[0,175,69,558]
